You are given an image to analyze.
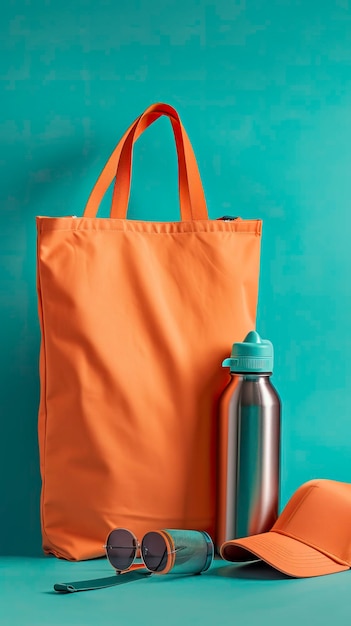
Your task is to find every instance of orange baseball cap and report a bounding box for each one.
[220,479,351,578]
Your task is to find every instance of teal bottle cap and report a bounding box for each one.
[222,330,274,373]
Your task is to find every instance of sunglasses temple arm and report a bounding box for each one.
[115,563,146,575]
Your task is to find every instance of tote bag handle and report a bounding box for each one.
[84,103,208,221]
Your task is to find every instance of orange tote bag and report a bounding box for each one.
[36,103,262,560]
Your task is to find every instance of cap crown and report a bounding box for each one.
[273,479,351,565]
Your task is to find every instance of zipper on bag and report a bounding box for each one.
[217,216,239,221]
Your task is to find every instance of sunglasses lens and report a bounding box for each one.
[105,528,137,571]
[141,532,168,573]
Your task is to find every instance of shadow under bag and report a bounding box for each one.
[36,103,262,560]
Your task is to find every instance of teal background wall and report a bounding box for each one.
[1,0,351,556]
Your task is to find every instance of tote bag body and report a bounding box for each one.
[36,103,262,560]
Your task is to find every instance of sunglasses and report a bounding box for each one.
[105,528,214,576]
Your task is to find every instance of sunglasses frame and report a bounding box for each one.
[105,528,186,575]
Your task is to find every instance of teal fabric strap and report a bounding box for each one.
[54,570,150,593]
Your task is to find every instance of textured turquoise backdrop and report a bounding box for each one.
[1,0,351,556]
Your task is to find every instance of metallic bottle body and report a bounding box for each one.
[216,374,281,551]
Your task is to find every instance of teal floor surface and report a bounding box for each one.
[1,556,350,625]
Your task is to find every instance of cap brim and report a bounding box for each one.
[220,531,350,578]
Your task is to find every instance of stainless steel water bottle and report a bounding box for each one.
[216,331,281,552]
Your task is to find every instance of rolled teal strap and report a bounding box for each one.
[54,570,150,593]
